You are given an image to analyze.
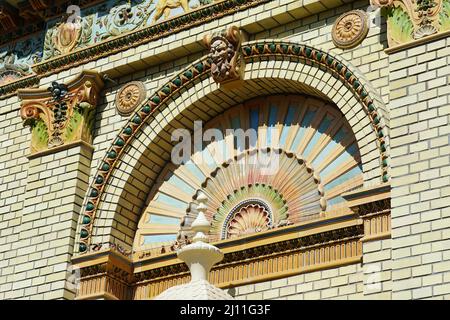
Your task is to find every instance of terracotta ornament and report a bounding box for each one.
[332,10,370,49]
[203,25,244,84]
[18,71,104,154]
[115,81,146,116]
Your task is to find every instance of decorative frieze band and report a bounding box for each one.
[134,236,362,299]
[32,0,270,78]
[73,219,364,300]
[73,249,133,300]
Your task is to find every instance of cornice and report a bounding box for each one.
[0,75,39,100]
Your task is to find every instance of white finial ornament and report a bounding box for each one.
[154,191,234,299]
[192,191,210,243]
[177,191,223,281]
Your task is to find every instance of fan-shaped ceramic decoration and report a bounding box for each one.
[134,95,363,252]
[178,148,325,242]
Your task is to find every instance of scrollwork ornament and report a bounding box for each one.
[19,71,104,154]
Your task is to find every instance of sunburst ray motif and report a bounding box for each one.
[134,95,363,252]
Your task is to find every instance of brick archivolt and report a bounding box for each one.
[75,41,391,256]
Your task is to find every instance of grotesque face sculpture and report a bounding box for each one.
[209,38,233,82]
[210,39,229,65]
[204,26,243,84]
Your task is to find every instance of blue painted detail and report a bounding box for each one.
[312,128,346,168]
[231,116,241,130]
[148,214,180,225]
[201,146,217,169]
[143,234,177,245]
[320,143,358,179]
[250,109,259,131]
[279,105,297,148]
[327,196,345,206]
[231,116,242,151]
[267,105,278,145]
[303,115,332,157]
[184,160,205,182]
[291,109,316,151]
[155,193,187,209]
[324,166,362,191]
[168,175,196,195]
[0,34,44,81]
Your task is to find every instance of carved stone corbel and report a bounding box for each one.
[72,249,134,300]
[18,70,104,154]
[342,183,391,242]
[203,25,245,84]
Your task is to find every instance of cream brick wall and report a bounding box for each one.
[389,37,450,299]
[0,0,448,300]
[232,264,364,300]
[0,0,391,300]
[0,98,30,300]
[0,143,92,299]
[362,239,392,299]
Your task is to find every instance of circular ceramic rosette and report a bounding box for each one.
[115,81,147,116]
[332,10,369,49]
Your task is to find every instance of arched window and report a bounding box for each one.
[134,95,363,253]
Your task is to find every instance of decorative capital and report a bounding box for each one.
[203,25,244,84]
[18,70,104,154]
[342,183,391,242]
[374,0,448,48]
[72,249,133,300]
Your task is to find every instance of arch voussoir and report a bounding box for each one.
[76,40,391,254]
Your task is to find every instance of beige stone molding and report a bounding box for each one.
[18,70,104,155]
[72,249,133,300]
[384,29,450,54]
[26,139,94,160]
[73,213,364,300]
[343,183,391,242]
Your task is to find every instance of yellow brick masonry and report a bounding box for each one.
[389,37,450,299]
[0,0,392,300]
[4,0,449,300]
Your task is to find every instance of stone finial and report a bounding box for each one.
[203,25,244,84]
[18,70,104,154]
[177,191,224,282]
[154,191,234,299]
[192,191,210,242]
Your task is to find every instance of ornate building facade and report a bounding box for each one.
[0,0,449,300]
